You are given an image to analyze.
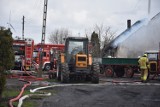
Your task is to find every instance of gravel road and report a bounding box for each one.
[6,75,160,107]
[39,81,160,107]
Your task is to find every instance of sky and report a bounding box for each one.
[0,0,160,44]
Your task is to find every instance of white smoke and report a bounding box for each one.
[116,13,160,58]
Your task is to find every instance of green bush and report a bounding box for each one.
[0,28,14,101]
[0,75,6,101]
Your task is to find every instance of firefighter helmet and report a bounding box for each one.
[143,54,147,57]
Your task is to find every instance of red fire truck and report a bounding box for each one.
[12,37,34,71]
[33,43,64,71]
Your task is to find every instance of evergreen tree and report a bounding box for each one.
[0,28,14,101]
[90,31,100,57]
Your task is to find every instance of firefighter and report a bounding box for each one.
[50,48,56,70]
[138,54,149,82]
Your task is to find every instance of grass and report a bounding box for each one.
[0,87,57,107]
[22,100,38,107]
[0,89,37,107]
[45,78,58,82]
[2,89,30,98]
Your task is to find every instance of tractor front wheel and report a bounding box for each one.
[61,63,70,83]
[91,63,100,84]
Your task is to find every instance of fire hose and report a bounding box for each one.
[9,80,31,107]
[17,84,93,107]
[18,93,51,107]
[9,64,45,107]
[16,79,151,107]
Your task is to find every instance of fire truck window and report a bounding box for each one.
[13,45,25,55]
[33,51,38,58]
[43,52,46,57]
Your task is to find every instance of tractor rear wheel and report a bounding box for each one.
[91,63,100,84]
[61,63,70,83]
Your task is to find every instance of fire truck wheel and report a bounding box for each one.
[61,63,70,83]
[91,63,100,84]
[44,63,51,71]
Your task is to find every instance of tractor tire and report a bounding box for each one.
[91,63,100,84]
[44,63,51,71]
[104,66,114,77]
[125,67,134,78]
[61,63,70,83]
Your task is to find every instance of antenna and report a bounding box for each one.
[148,0,151,15]
[8,11,11,28]
[7,11,16,33]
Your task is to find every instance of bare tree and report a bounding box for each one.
[94,24,116,47]
[48,28,71,44]
[93,24,116,57]
[103,26,116,46]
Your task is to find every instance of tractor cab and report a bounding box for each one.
[65,37,89,71]
[145,50,160,74]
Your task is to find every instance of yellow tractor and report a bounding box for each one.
[56,37,100,83]
[145,50,160,76]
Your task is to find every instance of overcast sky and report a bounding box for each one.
[0,0,160,43]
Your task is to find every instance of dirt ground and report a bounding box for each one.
[5,74,160,107]
[40,84,160,107]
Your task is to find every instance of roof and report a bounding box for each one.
[104,12,160,51]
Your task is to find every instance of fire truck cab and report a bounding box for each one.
[33,44,64,71]
[13,37,34,71]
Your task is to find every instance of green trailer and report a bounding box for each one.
[101,57,139,78]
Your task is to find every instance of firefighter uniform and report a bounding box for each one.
[138,54,149,82]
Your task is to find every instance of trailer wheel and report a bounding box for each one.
[91,63,100,84]
[125,67,134,78]
[104,66,114,77]
[44,63,51,71]
[115,67,125,77]
[61,63,70,83]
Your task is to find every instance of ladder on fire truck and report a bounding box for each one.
[25,39,33,70]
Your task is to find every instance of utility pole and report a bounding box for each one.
[38,0,48,77]
[22,16,25,40]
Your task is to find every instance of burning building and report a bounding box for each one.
[103,12,160,58]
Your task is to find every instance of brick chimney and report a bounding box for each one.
[127,20,131,29]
